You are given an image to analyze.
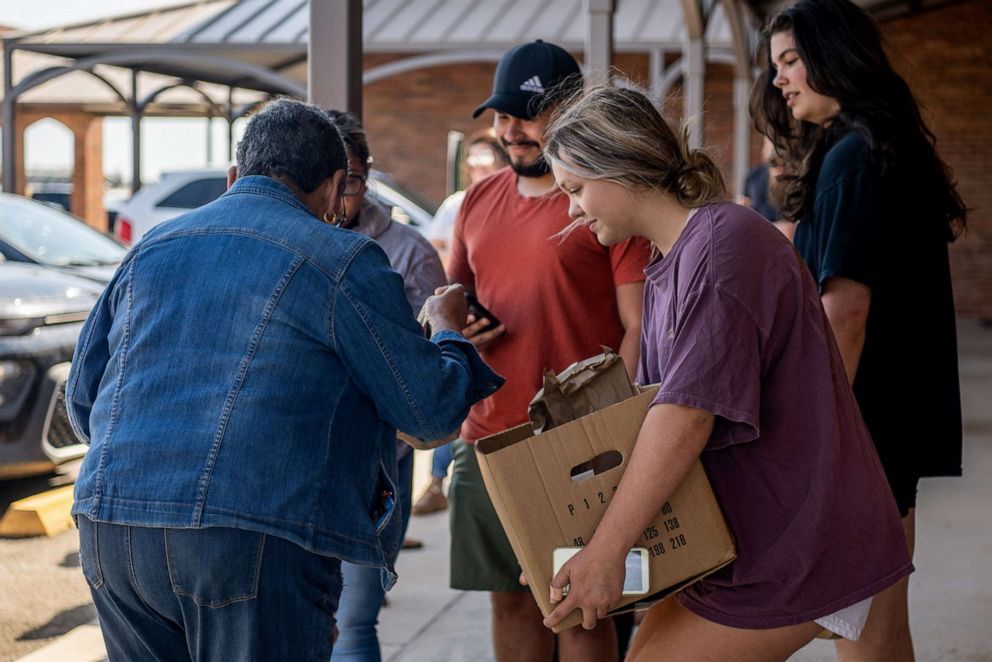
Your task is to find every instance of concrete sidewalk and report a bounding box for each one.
[20,319,992,661]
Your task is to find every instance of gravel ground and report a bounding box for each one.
[0,467,94,662]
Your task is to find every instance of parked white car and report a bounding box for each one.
[114,169,436,245]
[114,170,228,245]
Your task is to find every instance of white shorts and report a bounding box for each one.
[814,596,874,641]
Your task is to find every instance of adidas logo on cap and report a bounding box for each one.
[519,75,545,93]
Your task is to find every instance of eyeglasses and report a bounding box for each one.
[466,151,497,169]
[344,174,366,196]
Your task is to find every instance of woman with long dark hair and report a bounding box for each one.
[752,0,966,658]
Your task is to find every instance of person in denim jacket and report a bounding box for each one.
[66,98,503,661]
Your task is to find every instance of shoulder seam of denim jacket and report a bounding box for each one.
[337,277,435,439]
[326,238,377,352]
[191,254,308,527]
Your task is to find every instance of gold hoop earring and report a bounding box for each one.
[323,210,340,225]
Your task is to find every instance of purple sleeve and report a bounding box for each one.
[651,285,761,450]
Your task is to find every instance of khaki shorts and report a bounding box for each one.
[448,441,528,592]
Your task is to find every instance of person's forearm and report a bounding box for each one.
[820,277,871,385]
[588,403,713,558]
[618,325,641,382]
[615,282,645,382]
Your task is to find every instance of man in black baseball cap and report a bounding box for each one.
[472,39,582,120]
[446,40,649,662]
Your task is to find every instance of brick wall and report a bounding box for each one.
[881,0,992,319]
[361,52,746,206]
[362,54,497,205]
[362,0,991,317]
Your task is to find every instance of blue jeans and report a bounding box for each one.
[77,516,342,661]
[332,450,414,662]
[431,442,453,479]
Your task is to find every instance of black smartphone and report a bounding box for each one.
[465,292,502,334]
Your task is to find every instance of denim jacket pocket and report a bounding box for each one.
[165,527,265,608]
[370,460,398,534]
[76,516,104,590]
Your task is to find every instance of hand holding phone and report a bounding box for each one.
[465,292,502,334]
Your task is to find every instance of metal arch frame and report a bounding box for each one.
[8,48,306,99]
[3,44,304,192]
[137,81,226,117]
[362,50,507,85]
[647,0,756,196]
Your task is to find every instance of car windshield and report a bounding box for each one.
[0,195,125,266]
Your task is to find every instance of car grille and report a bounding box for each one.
[47,383,80,450]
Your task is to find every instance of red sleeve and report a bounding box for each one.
[608,236,651,286]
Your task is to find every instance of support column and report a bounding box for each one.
[733,76,751,198]
[11,115,28,196]
[648,48,664,101]
[206,116,213,165]
[69,114,105,230]
[683,38,705,149]
[2,43,17,193]
[720,0,757,199]
[584,0,615,87]
[308,0,362,118]
[130,70,142,193]
[227,87,235,162]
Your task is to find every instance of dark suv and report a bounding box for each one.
[0,261,106,477]
[0,194,125,478]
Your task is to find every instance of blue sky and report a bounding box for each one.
[1,0,241,183]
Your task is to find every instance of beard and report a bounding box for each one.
[509,153,551,178]
[503,138,551,178]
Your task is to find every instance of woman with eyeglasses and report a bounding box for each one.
[324,110,448,662]
[752,1,966,657]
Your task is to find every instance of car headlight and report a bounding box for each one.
[0,359,36,413]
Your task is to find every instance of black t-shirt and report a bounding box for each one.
[794,131,962,477]
[743,164,779,222]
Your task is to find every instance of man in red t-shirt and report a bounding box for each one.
[446,40,650,662]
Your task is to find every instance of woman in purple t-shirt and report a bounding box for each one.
[539,85,912,660]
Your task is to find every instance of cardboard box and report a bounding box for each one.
[476,386,736,632]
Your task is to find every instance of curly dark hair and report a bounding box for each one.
[750,0,966,239]
[236,98,346,193]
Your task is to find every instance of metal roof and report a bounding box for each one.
[19,0,740,51]
[7,0,744,98]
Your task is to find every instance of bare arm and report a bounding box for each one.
[820,276,871,384]
[543,402,714,630]
[615,282,644,381]
[773,220,796,241]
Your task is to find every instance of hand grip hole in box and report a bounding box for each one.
[569,450,623,482]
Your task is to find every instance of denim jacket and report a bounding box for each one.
[67,176,502,586]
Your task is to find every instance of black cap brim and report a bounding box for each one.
[472,92,539,120]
